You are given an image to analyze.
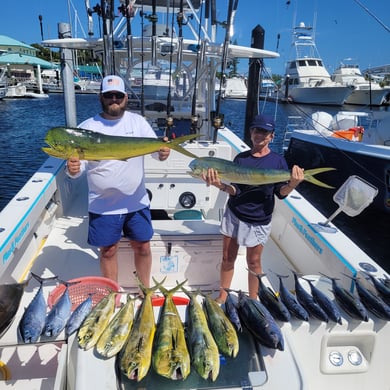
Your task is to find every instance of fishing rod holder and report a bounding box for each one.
[190,115,200,134]
[166,116,174,127]
[211,111,224,129]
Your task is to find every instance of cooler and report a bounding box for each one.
[118,219,223,290]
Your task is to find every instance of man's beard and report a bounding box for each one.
[103,102,125,117]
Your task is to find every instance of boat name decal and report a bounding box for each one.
[291,217,323,254]
[2,222,30,264]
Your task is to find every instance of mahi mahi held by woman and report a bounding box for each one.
[189,156,335,188]
[42,127,198,160]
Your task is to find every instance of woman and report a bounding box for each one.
[202,114,304,302]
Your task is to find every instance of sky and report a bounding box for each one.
[1,0,389,76]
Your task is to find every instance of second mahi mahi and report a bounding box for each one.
[189,156,335,188]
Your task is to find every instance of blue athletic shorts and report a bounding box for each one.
[88,208,154,247]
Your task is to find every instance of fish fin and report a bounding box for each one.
[167,134,199,159]
[41,147,69,160]
[267,286,279,300]
[304,168,336,189]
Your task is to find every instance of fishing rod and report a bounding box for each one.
[140,1,145,116]
[100,0,115,75]
[84,0,94,36]
[210,0,217,41]
[118,0,134,77]
[204,0,210,36]
[176,0,184,74]
[164,1,176,139]
[353,0,390,33]
[189,0,205,135]
[213,0,237,143]
[151,0,157,67]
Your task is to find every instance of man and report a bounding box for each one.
[66,75,170,287]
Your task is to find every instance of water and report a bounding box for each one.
[0,94,100,208]
[0,95,388,273]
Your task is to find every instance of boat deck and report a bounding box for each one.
[1,196,389,389]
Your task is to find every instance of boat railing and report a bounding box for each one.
[282,115,308,152]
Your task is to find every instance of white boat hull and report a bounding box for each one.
[288,85,353,106]
[345,88,390,106]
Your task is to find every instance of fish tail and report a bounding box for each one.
[246,268,267,279]
[167,134,199,159]
[304,168,336,189]
[290,269,303,277]
[134,272,166,296]
[180,284,199,300]
[31,272,58,284]
[318,272,335,281]
[57,279,82,288]
[222,287,240,294]
[153,278,187,296]
[274,272,289,279]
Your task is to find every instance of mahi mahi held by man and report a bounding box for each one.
[42,127,199,160]
[189,156,335,188]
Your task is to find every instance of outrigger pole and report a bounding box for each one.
[213,0,237,143]
[190,0,205,135]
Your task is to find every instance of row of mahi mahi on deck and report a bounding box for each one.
[1,269,390,382]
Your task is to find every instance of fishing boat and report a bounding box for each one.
[331,61,390,106]
[0,67,8,100]
[259,78,277,98]
[284,109,390,214]
[281,22,353,106]
[221,75,247,99]
[0,1,389,389]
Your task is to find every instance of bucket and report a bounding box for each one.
[47,276,121,311]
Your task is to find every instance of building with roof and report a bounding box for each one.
[0,35,56,93]
[0,35,38,57]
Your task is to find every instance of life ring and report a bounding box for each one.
[332,126,364,141]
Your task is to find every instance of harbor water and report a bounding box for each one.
[0,94,388,273]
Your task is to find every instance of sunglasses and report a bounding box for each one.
[102,92,126,99]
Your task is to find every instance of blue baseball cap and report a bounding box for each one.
[249,114,275,132]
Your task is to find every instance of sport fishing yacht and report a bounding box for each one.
[0,1,388,389]
[281,22,353,106]
[331,61,390,106]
